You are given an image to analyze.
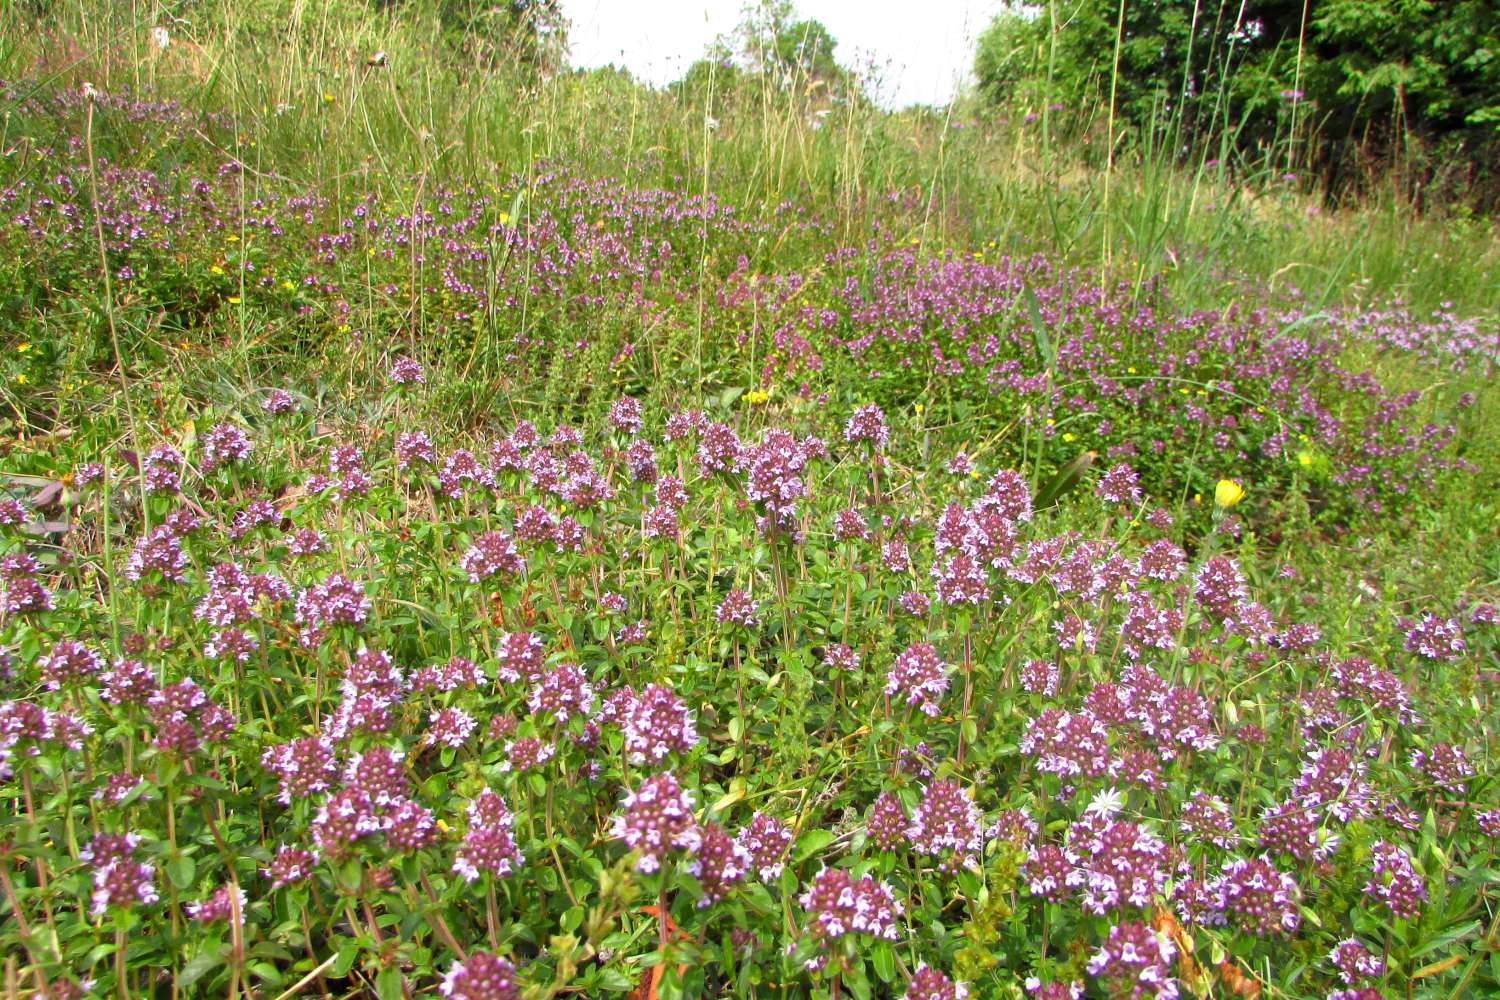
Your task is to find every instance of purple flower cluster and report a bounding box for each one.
[736,812,793,879]
[86,833,159,917]
[610,772,700,874]
[528,662,594,722]
[688,822,751,906]
[201,422,252,473]
[428,707,477,747]
[263,846,318,888]
[187,884,247,924]
[441,951,518,1000]
[1364,840,1426,918]
[1329,938,1385,985]
[38,638,103,690]
[143,444,183,494]
[843,403,888,447]
[461,531,525,582]
[907,780,984,871]
[609,395,643,435]
[1096,462,1142,504]
[261,735,338,804]
[885,641,949,717]
[903,965,967,1000]
[496,630,546,683]
[867,792,909,850]
[1,553,53,614]
[453,789,522,881]
[1021,707,1111,778]
[1403,613,1465,661]
[740,429,821,536]
[294,573,371,646]
[1087,921,1178,999]
[620,683,698,764]
[126,525,191,584]
[1064,812,1169,914]
[1409,742,1473,794]
[388,355,425,384]
[716,588,760,628]
[1210,855,1302,934]
[798,866,902,950]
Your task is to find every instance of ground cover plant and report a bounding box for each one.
[2,379,1499,1000]
[2,2,1500,999]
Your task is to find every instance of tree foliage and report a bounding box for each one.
[427,0,567,74]
[974,0,1500,206]
[672,2,862,116]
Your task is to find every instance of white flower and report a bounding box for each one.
[1085,786,1126,816]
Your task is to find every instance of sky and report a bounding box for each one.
[557,0,1015,109]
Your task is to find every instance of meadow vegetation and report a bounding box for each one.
[0,1,1497,998]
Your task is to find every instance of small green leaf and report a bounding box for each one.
[794,829,836,862]
[335,859,364,893]
[375,966,404,1000]
[331,938,360,978]
[178,948,226,988]
[166,853,196,890]
[871,940,896,983]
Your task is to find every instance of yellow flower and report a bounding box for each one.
[226,234,239,242]
[1214,479,1246,507]
[323,93,335,103]
[1126,366,1136,374]
[227,296,241,304]
[914,403,924,415]
[210,265,224,275]
[14,373,27,384]
[16,342,30,353]
[1297,450,1313,468]
[281,280,295,290]
[498,211,511,225]
[1062,432,1076,442]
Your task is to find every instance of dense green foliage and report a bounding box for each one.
[974,0,1500,207]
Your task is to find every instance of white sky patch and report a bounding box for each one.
[558,0,1015,109]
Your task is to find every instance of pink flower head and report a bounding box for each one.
[610,772,700,874]
[885,641,949,717]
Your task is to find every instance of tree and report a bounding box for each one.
[972,9,1044,107]
[733,1,854,99]
[971,0,1500,206]
[428,0,568,75]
